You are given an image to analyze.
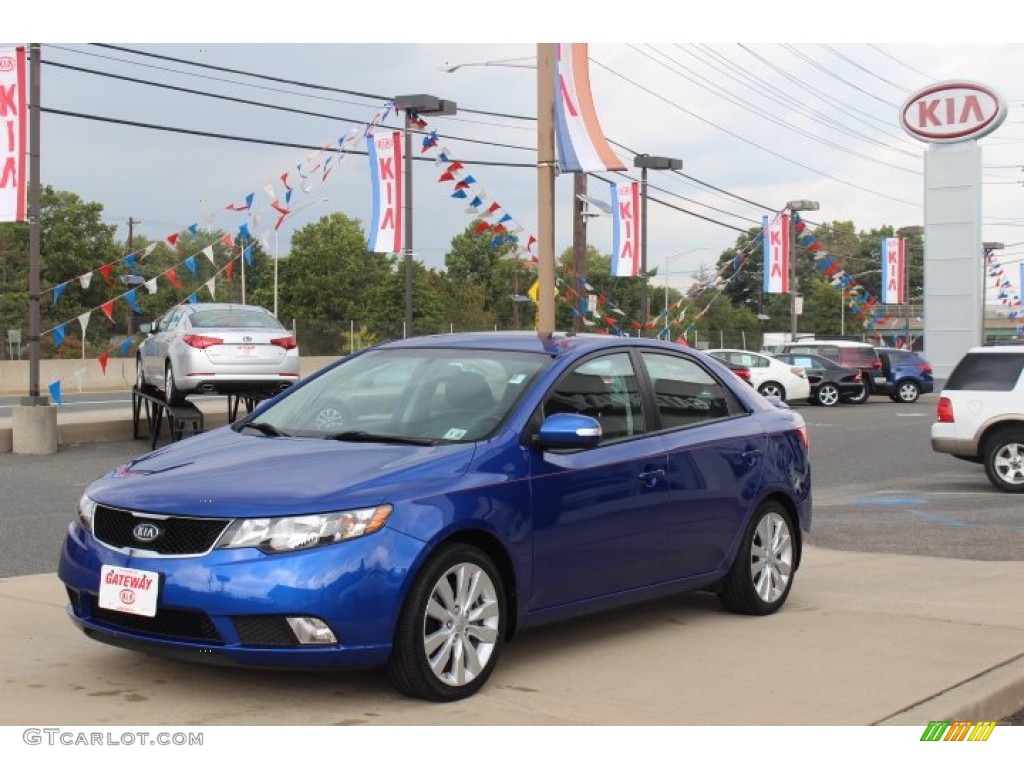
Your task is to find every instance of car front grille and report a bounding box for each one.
[93,604,223,643]
[94,505,231,555]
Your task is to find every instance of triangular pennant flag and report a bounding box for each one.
[101,300,115,322]
[202,245,216,265]
[187,293,198,304]
[118,338,134,357]
[48,380,63,406]
[124,289,142,314]
[220,233,236,251]
[99,263,115,286]
[225,261,235,281]
[239,222,251,241]
[205,278,216,299]
[53,283,67,305]
[78,272,93,289]
[184,255,198,276]
[124,254,140,274]
[243,245,254,266]
[166,232,179,248]
[187,224,199,237]
[165,268,183,289]
[97,351,109,374]
[77,311,91,336]
[144,278,158,295]
[53,325,66,348]
[143,243,158,256]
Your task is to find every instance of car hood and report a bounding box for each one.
[88,426,478,517]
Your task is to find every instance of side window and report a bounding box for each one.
[947,353,1024,391]
[641,352,743,430]
[543,353,643,443]
[160,309,183,332]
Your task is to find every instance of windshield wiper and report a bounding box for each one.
[323,430,438,446]
[242,421,291,437]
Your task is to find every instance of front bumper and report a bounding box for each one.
[57,520,425,670]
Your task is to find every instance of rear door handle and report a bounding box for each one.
[638,468,667,487]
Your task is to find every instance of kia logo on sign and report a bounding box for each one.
[0,56,14,72]
[900,81,1007,144]
[132,522,162,543]
[379,136,393,150]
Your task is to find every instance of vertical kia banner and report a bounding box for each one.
[553,43,626,173]
[366,131,403,253]
[0,46,27,223]
[610,181,641,277]
[881,237,905,304]
[762,213,789,294]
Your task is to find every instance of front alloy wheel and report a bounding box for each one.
[984,429,1024,493]
[718,501,796,615]
[388,544,505,701]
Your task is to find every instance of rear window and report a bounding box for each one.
[945,353,1024,391]
[190,309,284,329]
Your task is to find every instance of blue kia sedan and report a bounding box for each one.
[58,332,812,701]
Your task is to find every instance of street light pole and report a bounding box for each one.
[786,200,819,340]
[393,94,457,338]
[634,154,682,336]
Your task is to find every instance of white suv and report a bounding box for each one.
[930,345,1024,492]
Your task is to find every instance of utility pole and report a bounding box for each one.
[126,217,140,336]
[536,43,556,338]
[572,173,587,334]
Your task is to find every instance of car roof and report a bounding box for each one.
[181,303,273,314]
[786,339,873,348]
[377,331,696,358]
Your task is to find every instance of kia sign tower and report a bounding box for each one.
[900,81,1007,378]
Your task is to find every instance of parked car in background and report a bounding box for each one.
[705,349,811,402]
[875,347,934,403]
[721,360,754,386]
[59,332,812,701]
[779,340,883,404]
[931,344,1024,492]
[136,303,300,405]
[774,352,864,407]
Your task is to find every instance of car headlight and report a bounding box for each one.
[76,493,96,533]
[217,505,392,554]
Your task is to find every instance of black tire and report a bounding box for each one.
[164,363,185,406]
[842,384,869,405]
[815,383,840,407]
[895,380,920,404]
[388,544,505,701]
[983,428,1024,493]
[718,500,797,615]
[758,381,786,400]
[135,356,154,394]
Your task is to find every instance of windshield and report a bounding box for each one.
[245,347,549,442]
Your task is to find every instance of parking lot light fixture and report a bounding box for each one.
[393,94,457,337]
[634,155,683,333]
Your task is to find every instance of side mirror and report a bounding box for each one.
[536,413,602,450]
[140,323,153,334]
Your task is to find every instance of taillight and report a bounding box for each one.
[871,360,882,370]
[920,363,932,374]
[797,426,809,452]
[936,396,954,423]
[852,372,862,381]
[183,334,223,349]
[734,368,751,380]
[271,336,297,350]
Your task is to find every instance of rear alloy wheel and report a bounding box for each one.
[895,381,920,403]
[842,384,869,405]
[983,429,1024,493]
[164,363,185,406]
[815,383,840,407]
[758,381,786,400]
[388,544,505,701]
[718,501,796,615]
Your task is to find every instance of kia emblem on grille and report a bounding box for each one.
[132,522,162,542]
[242,335,252,342]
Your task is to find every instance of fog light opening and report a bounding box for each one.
[286,617,337,645]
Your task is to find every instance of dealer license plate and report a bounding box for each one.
[98,565,160,617]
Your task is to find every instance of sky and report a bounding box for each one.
[5,3,1024,302]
